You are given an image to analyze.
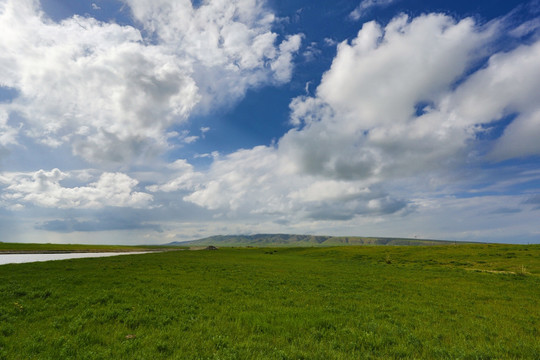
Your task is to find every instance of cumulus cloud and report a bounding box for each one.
[284,14,493,181]
[152,146,409,222]
[0,169,153,209]
[182,146,292,213]
[168,12,540,223]
[0,0,198,163]
[285,14,540,181]
[146,159,201,192]
[1,1,538,241]
[445,40,540,160]
[124,0,302,109]
[0,0,301,164]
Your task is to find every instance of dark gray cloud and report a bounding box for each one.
[273,218,291,226]
[523,194,540,205]
[35,217,162,233]
[0,146,9,163]
[489,207,522,214]
[523,194,540,210]
[306,196,409,221]
[308,210,356,221]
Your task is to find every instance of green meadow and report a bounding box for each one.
[0,242,172,253]
[0,244,539,359]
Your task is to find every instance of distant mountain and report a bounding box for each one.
[167,234,459,247]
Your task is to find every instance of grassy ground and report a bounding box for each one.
[0,244,538,359]
[0,242,176,253]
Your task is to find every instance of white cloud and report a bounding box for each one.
[0,0,198,163]
[303,41,322,62]
[0,169,153,209]
[284,14,494,181]
[323,37,338,47]
[443,40,540,160]
[288,180,371,203]
[147,159,201,192]
[395,195,540,243]
[0,108,18,147]
[183,135,199,144]
[350,0,398,21]
[510,17,540,37]
[183,146,291,213]
[1,2,538,243]
[154,145,408,222]
[172,13,540,226]
[124,0,302,109]
[174,130,201,144]
[316,15,489,130]
[270,34,303,82]
[490,109,540,159]
[0,0,301,164]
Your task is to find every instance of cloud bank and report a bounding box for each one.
[0,169,152,209]
[0,0,301,164]
[160,13,540,226]
[0,1,538,243]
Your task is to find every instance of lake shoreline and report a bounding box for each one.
[0,249,167,255]
[0,250,180,266]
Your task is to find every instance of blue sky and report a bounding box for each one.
[0,0,539,244]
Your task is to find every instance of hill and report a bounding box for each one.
[168,234,460,247]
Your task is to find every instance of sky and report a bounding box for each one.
[0,0,539,245]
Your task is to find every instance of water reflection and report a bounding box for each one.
[0,252,153,265]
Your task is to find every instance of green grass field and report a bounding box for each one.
[1,244,539,359]
[0,242,174,253]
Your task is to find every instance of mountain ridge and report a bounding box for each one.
[167,234,463,247]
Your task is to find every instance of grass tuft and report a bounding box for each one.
[516,264,529,276]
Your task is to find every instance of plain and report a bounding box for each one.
[0,244,539,359]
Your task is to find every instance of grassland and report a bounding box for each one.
[0,242,177,253]
[0,244,539,359]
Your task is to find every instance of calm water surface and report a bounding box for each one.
[0,252,153,265]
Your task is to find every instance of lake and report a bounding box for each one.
[0,251,153,265]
